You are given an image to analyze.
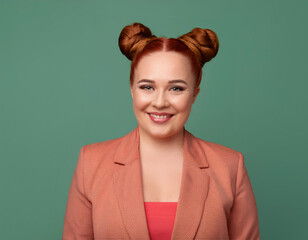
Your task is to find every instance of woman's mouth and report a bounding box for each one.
[147,113,174,123]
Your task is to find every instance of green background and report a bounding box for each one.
[1,0,307,239]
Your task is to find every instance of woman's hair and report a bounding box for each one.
[118,22,219,89]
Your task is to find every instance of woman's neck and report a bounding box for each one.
[138,125,184,162]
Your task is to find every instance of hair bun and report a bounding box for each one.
[118,22,157,60]
[178,28,219,66]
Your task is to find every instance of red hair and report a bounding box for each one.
[118,23,219,89]
[130,38,202,89]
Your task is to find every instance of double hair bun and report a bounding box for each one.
[118,22,219,67]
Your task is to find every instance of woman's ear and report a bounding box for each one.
[130,86,134,99]
[193,86,200,104]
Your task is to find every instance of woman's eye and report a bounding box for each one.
[140,85,153,91]
[171,86,184,91]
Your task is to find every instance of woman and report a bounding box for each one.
[62,22,260,240]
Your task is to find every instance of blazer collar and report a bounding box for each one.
[112,124,210,240]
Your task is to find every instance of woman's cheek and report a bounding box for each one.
[173,95,192,112]
[133,92,151,112]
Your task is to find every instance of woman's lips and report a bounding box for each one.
[147,113,174,124]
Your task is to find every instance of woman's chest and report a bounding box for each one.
[140,158,184,202]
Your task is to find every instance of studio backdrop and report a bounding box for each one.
[0,0,307,239]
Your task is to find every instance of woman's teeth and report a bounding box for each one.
[149,114,172,118]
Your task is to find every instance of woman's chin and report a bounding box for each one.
[143,126,183,140]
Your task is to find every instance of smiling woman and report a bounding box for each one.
[131,51,198,140]
[62,22,260,240]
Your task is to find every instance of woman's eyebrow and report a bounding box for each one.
[137,79,187,85]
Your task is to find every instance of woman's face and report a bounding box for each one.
[130,51,200,140]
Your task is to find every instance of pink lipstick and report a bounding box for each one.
[147,113,174,124]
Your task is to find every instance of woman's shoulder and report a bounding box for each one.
[200,138,240,156]
[82,133,128,157]
[189,132,243,169]
[75,132,133,179]
[189,131,240,155]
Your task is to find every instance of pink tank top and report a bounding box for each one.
[144,202,178,240]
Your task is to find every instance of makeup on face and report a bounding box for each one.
[130,51,199,139]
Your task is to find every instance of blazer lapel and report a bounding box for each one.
[170,128,210,240]
[112,124,210,240]
[112,125,150,239]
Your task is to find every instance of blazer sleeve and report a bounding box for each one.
[227,152,260,240]
[62,146,94,240]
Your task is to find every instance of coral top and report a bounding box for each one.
[144,202,178,240]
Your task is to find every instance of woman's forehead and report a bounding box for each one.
[134,51,194,83]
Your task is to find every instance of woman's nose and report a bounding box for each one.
[152,90,170,108]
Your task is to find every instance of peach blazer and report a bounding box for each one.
[62,125,260,240]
